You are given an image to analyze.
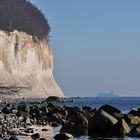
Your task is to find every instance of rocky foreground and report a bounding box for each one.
[0,97,140,140]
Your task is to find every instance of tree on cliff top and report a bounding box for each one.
[0,0,50,39]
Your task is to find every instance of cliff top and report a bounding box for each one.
[0,0,50,39]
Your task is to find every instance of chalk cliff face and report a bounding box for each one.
[0,30,64,99]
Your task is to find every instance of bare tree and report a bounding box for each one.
[0,0,50,39]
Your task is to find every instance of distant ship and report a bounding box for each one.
[97,90,122,98]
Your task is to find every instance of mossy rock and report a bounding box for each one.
[128,114,140,124]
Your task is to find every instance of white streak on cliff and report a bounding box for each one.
[0,30,64,99]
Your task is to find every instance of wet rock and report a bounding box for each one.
[47,106,68,118]
[29,105,41,121]
[128,108,138,116]
[39,138,46,140]
[0,133,2,138]
[47,103,57,113]
[137,108,140,117]
[2,104,13,114]
[113,112,124,120]
[17,104,30,117]
[50,121,60,127]
[29,105,48,125]
[26,117,32,125]
[88,109,118,136]
[39,106,48,115]
[129,125,140,137]
[54,133,73,140]
[47,102,56,108]
[11,107,18,114]
[128,114,140,125]
[58,107,68,118]
[31,133,40,139]
[113,112,131,124]
[99,104,121,116]
[81,109,95,121]
[73,106,83,112]
[68,106,93,120]
[24,128,34,133]
[46,96,63,103]
[82,106,92,112]
[60,110,88,136]
[124,114,131,124]
[9,136,18,140]
[51,113,66,124]
[41,128,49,132]
[10,130,20,135]
[107,119,131,137]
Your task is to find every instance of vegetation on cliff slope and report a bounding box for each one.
[0,0,50,39]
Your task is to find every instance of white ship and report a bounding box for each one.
[97,90,122,98]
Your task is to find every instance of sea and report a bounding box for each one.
[57,97,140,113]
[55,97,140,140]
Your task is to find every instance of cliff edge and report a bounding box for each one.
[0,30,64,99]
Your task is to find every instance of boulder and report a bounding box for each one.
[46,96,63,103]
[40,138,46,140]
[124,114,131,124]
[17,104,30,117]
[113,113,124,120]
[128,114,140,125]
[107,119,131,137]
[99,104,121,116]
[58,108,68,118]
[24,128,34,133]
[31,133,40,139]
[113,113,131,124]
[29,105,41,117]
[41,128,50,132]
[65,106,95,121]
[129,125,140,137]
[11,106,18,114]
[88,109,118,136]
[81,109,95,121]
[9,136,18,140]
[54,133,73,140]
[137,108,140,117]
[82,106,92,112]
[48,113,66,125]
[60,111,88,136]
[2,104,13,114]
[128,108,138,116]
[47,103,58,113]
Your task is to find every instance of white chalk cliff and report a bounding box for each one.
[0,30,64,99]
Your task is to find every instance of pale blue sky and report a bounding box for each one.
[30,0,140,97]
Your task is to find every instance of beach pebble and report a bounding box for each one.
[41,128,49,132]
[31,133,40,139]
[9,136,18,140]
[54,133,73,140]
[39,138,46,140]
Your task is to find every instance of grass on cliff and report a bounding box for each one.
[0,0,50,39]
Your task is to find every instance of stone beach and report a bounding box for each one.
[0,97,140,140]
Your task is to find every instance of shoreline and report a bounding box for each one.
[0,97,140,139]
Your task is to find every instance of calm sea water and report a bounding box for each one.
[57,97,140,113]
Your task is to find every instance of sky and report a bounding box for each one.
[30,0,140,97]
